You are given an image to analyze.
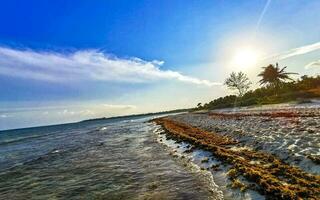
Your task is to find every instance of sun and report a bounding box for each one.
[232,48,260,69]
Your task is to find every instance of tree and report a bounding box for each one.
[258,63,297,88]
[298,75,320,90]
[224,72,252,97]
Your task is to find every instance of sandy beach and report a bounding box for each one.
[152,102,320,199]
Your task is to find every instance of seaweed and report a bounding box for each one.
[152,117,320,199]
[208,110,317,119]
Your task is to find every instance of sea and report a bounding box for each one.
[0,114,221,200]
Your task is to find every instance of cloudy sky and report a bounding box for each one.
[1,0,319,130]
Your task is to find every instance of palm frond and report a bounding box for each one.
[279,66,287,73]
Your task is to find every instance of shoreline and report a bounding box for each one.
[151,105,320,199]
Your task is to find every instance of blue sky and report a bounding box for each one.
[1,0,320,130]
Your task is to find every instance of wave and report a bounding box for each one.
[0,134,46,146]
[0,146,75,174]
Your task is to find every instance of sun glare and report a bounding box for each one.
[232,48,260,69]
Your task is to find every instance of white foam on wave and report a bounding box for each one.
[100,127,107,131]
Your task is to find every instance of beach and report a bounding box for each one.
[152,102,320,199]
[1,103,319,199]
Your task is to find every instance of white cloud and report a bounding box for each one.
[255,0,272,32]
[103,104,136,109]
[0,103,138,120]
[58,109,75,115]
[57,109,95,116]
[305,60,320,69]
[0,46,221,87]
[264,41,320,61]
[0,103,136,114]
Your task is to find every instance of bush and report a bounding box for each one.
[197,75,320,110]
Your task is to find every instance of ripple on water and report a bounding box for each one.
[0,117,218,199]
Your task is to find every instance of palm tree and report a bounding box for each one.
[258,63,297,88]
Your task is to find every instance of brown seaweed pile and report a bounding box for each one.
[208,110,318,119]
[152,117,320,199]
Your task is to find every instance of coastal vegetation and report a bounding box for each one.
[81,108,191,123]
[224,71,252,97]
[197,63,320,110]
[258,63,297,89]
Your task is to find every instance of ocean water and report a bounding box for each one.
[0,115,218,200]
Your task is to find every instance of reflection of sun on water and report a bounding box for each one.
[232,48,260,70]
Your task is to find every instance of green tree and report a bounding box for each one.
[224,72,251,97]
[258,63,297,89]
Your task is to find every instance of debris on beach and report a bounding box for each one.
[152,115,320,199]
[169,107,320,174]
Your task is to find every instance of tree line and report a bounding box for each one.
[196,63,320,110]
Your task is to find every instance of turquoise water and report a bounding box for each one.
[0,115,216,199]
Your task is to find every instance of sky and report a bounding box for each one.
[0,0,320,130]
